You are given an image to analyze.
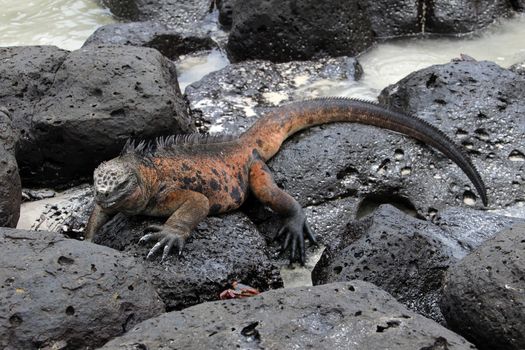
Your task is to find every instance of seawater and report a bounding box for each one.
[0,0,114,50]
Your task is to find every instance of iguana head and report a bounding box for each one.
[93,159,139,210]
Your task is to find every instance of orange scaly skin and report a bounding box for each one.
[85,98,487,264]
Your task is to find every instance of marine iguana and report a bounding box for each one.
[85,98,488,264]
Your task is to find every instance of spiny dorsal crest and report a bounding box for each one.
[121,133,237,156]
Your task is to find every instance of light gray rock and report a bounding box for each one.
[100,281,476,349]
[0,228,165,349]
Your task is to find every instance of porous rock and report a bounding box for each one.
[440,223,525,350]
[312,205,453,323]
[185,56,363,134]
[311,204,520,323]
[30,45,192,186]
[0,108,21,227]
[380,60,525,210]
[226,0,374,62]
[509,60,525,75]
[83,21,216,60]
[0,228,164,350]
[94,212,282,310]
[100,280,475,349]
[226,0,516,62]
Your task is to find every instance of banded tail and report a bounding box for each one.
[241,97,488,206]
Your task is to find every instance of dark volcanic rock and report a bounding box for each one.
[0,108,21,227]
[83,21,216,60]
[226,0,516,62]
[440,224,525,350]
[226,0,374,62]
[0,46,68,176]
[0,45,193,187]
[0,228,164,350]
[185,56,363,134]
[101,281,475,349]
[94,212,282,310]
[425,0,514,34]
[380,60,525,210]
[312,205,454,323]
[312,204,520,324]
[29,45,192,186]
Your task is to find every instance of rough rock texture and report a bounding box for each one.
[311,204,520,323]
[94,212,282,310]
[312,205,454,323]
[83,22,217,60]
[101,281,475,349]
[28,45,192,186]
[216,0,234,28]
[185,56,363,134]
[380,60,525,210]
[0,228,164,350]
[425,0,514,34]
[440,224,525,350]
[0,108,21,228]
[226,0,516,62]
[0,46,68,172]
[83,21,217,60]
[226,0,375,62]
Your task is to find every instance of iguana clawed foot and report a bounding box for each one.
[139,224,187,261]
[276,212,317,266]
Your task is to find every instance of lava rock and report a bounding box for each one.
[185,56,363,134]
[215,0,233,28]
[0,228,164,350]
[29,45,192,186]
[226,0,374,62]
[101,0,140,20]
[83,21,216,60]
[93,212,282,310]
[434,206,523,258]
[312,205,456,323]
[0,46,69,175]
[0,108,21,227]
[425,0,514,34]
[440,223,525,350]
[100,280,475,349]
[364,1,420,38]
[380,60,525,210]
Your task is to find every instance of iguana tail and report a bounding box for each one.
[240,97,488,206]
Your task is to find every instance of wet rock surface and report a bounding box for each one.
[380,60,525,210]
[440,223,525,350]
[83,21,217,60]
[94,212,282,311]
[509,60,525,75]
[185,56,363,134]
[0,107,21,227]
[226,0,517,62]
[311,205,520,324]
[17,45,191,186]
[100,280,475,349]
[0,228,164,350]
[312,205,453,323]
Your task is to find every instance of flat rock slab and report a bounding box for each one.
[440,223,525,350]
[0,228,164,350]
[94,212,282,310]
[101,280,475,349]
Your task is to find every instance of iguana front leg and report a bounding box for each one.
[249,158,317,265]
[140,189,209,261]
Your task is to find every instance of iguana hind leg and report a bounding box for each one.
[249,159,316,265]
[140,189,209,261]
